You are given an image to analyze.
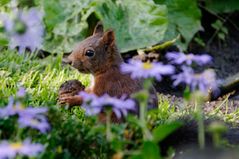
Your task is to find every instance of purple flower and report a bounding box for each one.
[17,87,26,97]
[0,100,47,118]
[79,92,136,119]
[120,59,175,81]
[0,97,18,118]
[0,98,50,133]
[166,52,212,65]
[0,139,44,159]
[0,8,44,53]
[172,66,194,87]
[18,107,48,118]
[172,66,217,93]
[18,115,50,133]
[17,107,50,133]
[0,141,15,159]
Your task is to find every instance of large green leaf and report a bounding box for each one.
[130,141,161,159]
[154,0,202,51]
[0,0,10,6]
[205,0,239,13]
[95,0,168,53]
[40,0,95,53]
[39,0,167,53]
[141,141,161,159]
[41,0,70,31]
[152,122,182,142]
[1,0,168,53]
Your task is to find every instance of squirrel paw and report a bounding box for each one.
[58,79,85,106]
[58,94,83,107]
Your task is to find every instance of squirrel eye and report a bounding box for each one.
[85,49,95,57]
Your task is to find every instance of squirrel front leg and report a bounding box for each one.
[58,87,93,106]
[58,94,83,106]
[58,79,89,107]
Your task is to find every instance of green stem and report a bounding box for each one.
[142,36,179,52]
[106,111,112,141]
[140,101,146,125]
[195,100,205,149]
[225,97,228,115]
[213,133,220,148]
[140,101,152,140]
[16,126,23,141]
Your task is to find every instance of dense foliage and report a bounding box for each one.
[1,0,238,53]
[0,0,238,158]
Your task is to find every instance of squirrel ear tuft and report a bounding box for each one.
[102,29,115,46]
[93,22,104,35]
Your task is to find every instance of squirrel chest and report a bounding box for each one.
[92,67,142,97]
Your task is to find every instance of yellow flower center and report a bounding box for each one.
[10,142,22,150]
[13,104,24,111]
[142,63,153,70]
[186,54,193,60]
[30,119,39,125]
[194,73,200,79]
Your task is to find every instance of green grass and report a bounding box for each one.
[0,49,90,107]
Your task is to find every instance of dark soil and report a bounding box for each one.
[189,10,239,80]
[154,12,239,112]
[151,11,239,158]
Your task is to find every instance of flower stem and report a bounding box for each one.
[213,133,220,148]
[140,101,146,125]
[16,125,23,141]
[140,101,152,140]
[106,111,112,141]
[195,100,205,149]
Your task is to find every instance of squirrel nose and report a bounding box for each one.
[67,60,72,65]
[62,57,72,65]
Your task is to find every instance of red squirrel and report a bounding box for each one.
[58,22,158,110]
[55,23,239,155]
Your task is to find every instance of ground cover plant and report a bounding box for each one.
[1,0,239,159]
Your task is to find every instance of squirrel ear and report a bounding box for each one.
[93,22,104,35]
[102,29,115,47]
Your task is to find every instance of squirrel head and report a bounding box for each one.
[67,22,123,75]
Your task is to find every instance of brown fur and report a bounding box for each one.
[58,22,158,110]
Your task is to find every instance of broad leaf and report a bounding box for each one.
[130,141,161,159]
[154,0,202,51]
[152,122,182,142]
[141,141,161,159]
[0,0,10,6]
[40,0,94,53]
[205,0,239,13]
[95,0,168,53]
[38,0,167,53]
